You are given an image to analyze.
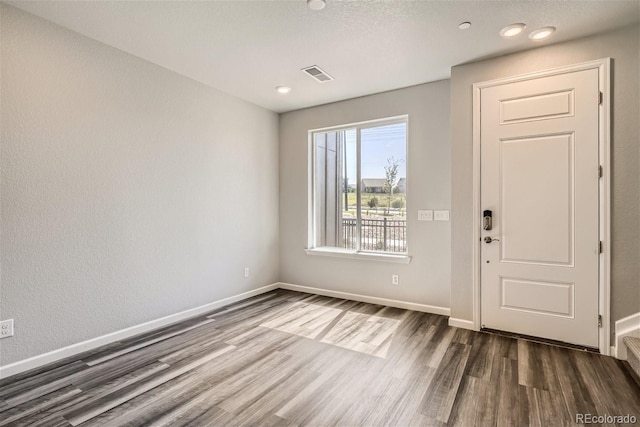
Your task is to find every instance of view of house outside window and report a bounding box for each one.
[311,117,407,254]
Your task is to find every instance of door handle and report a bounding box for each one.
[484,236,500,243]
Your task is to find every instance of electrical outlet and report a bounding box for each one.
[244,267,250,278]
[391,274,399,285]
[0,319,14,339]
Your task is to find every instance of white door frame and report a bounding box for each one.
[471,58,611,355]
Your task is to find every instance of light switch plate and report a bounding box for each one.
[434,210,450,221]
[418,210,433,221]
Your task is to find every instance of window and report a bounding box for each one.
[310,116,408,256]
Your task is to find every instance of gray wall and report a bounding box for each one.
[451,25,640,330]
[0,5,279,366]
[279,81,451,308]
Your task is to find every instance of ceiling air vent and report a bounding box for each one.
[301,65,334,83]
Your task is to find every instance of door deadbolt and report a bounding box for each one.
[483,210,493,230]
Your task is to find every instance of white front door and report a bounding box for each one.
[480,69,600,348]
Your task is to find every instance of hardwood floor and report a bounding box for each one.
[1,290,639,426]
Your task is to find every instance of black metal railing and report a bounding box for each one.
[342,218,407,253]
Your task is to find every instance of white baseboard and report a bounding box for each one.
[276,282,450,316]
[1,282,452,380]
[0,283,279,379]
[614,312,640,360]
[448,317,476,330]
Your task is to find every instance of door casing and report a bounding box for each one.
[471,58,611,355]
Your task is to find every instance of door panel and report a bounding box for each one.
[500,133,573,266]
[480,69,600,348]
[500,89,574,124]
[500,278,574,318]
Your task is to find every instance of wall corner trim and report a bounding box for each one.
[0,283,279,379]
[448,317,476,330]
[614,312,640,360]
[277,282,450,316]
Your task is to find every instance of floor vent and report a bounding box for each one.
[301,65,334,83]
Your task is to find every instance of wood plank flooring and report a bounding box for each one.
[1,290,639,426]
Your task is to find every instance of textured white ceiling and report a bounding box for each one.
[7,0,640,113]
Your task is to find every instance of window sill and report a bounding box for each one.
[305,248,411,264]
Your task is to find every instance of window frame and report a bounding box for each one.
[307,115,410,263]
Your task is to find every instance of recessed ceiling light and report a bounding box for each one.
[458,22,471,30]
[276,86,291,94]
[499,23,526,38]
[307,0,326,10]
[529,26,556,40]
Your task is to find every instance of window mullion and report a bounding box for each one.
[311,135,316,248]
[356,128,362,252]
[323,133,328,247]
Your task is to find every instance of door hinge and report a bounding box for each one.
[599,241,603,253]
[598,315,602,328]
[598,91,603,105]
[598,165,603,178]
